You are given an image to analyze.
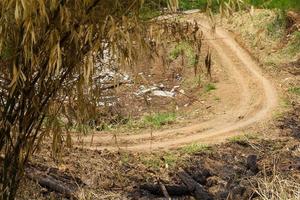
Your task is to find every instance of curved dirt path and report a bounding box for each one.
[76,15,278,152]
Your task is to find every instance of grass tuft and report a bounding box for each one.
[181,143,211,154]
[288,87,300,95]
[266,10,286,40]
[227,133,258,145]
[141,156,161,169]
[283,31,300,57]
[140,152,179,170]
[143,112,176,128]
[169,42,196,67]
[204,83,217,92]
[280,98,292,108]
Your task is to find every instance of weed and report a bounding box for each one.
[289,87,300,95]
[181,143,211,154]
[244,133,259,140]
[142,112,176,128]
[169,42,196,67]
[204,83,217,92]
[179,0,220,11]
[140,152,179,170]
[214,96,221,101]
[228,133,258,145]
[265,0,300,11]
[273,110,285,119]
[280,98,291,108]
[182,74,204,89]
[96,122,112,131]
[106,113,176,131]
[169,45,183,60]
[123,118,139,130]
[163,153,178,167]
[141,156,161,169]
[120,152,130,165]
[228,135,248,144]
[266,11,286,40]
[139,5,161,20]
[283,31,300,57]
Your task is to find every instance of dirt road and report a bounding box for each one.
[76,14,278,151]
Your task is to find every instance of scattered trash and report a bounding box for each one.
[92,67,132,90]
[179,89,185,94]
[134,85,176,98]
[171,86,180,93]
[152,90,175,97]
[159,83,165,89]
[135,86,159,96]
[175,74,182,81]
[97,96,119,107]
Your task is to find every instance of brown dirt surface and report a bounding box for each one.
[75,13,279,151]
[18,136,300,199]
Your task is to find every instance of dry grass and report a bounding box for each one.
[254,168,300,200]
[219,9,300,69]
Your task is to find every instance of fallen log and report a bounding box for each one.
[26,172,75,198]
[140,183,190,196]
[27,173,74,198]
[178,170,213,200]
[25,166,82,199]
